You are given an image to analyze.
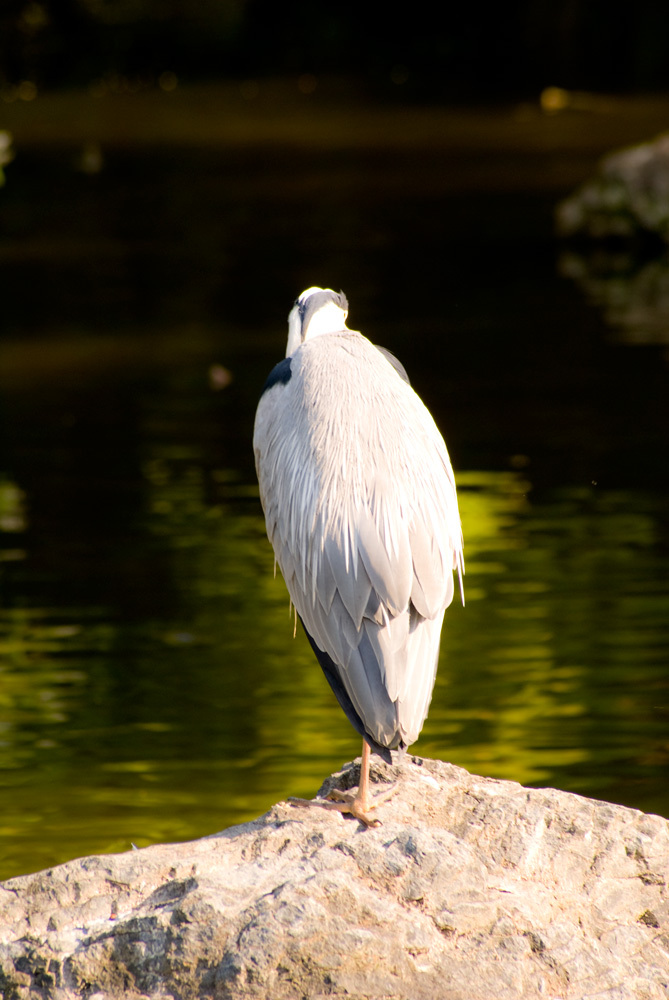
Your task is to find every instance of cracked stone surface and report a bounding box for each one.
[1,757,669,999]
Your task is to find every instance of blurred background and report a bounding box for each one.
[1,0,668,880]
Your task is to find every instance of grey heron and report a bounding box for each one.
[253,287,464,825]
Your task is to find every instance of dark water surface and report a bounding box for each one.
[1,119,668,880]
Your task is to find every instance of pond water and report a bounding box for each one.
[0,134,668,880]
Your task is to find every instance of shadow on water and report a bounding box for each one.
[0,96,668,878]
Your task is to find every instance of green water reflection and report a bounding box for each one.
[431,474,669,801]
[1,464,667,880]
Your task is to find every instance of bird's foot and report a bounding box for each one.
[289,782,397,828]
[327,783,398,827]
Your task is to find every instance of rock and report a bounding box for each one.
[1,757,669,999]
[556,132,669,243]
[556,132,669,343]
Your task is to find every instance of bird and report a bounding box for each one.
[253,287,464,825]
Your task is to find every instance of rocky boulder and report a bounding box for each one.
[1,756,669,999]
[556,132,669,244]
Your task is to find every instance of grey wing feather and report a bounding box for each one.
[409,507,455,617]
[323,532,373,629]
[356,506,412,616]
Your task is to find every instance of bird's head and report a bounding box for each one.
[286,287,349,357]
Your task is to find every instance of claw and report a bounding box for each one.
[288,740,397,827]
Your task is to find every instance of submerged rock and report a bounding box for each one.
[1,757,668,999]
[556,132,669,244]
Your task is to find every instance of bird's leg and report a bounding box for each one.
[289,739,397,828]
[357,737,373,810]
[327,738,375,819]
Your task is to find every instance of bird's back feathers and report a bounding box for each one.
[254,329,463,753]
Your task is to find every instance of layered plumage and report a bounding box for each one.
[253,287,463,763]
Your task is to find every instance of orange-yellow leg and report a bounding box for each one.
[289,738,396,828]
